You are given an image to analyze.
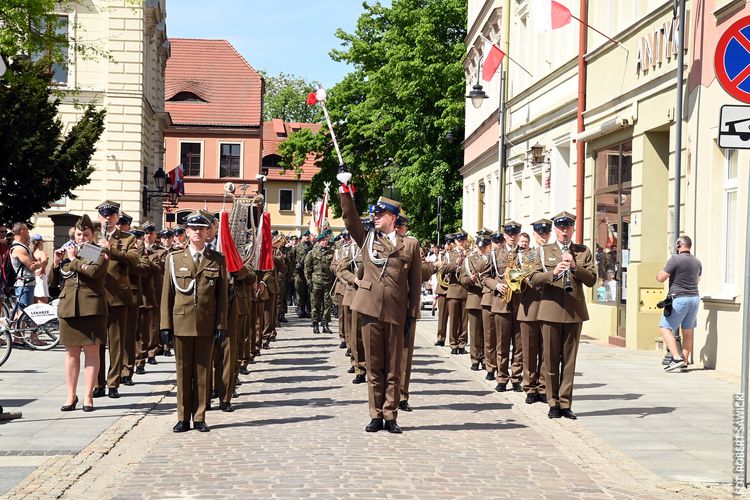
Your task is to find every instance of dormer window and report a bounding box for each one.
[168,91,206,102]
[262,154,282,168]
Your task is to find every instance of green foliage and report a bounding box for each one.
[260,71,323,123]
[0,59,105,224]
[278,0,467,240]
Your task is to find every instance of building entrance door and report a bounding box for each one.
[593,141,632,341]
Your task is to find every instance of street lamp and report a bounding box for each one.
[466,83,488,109]
[143,166,179,214]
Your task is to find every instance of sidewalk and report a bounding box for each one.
[2,314,735,499]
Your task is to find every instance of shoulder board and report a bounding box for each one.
[169,248,184,255]
[572,244,587,252]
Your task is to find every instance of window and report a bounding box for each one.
[31,15,69,85]
[263,154,282,168]
[279,189,293,211]
[168,91,206,102]
[723,149,738,287]
[180,142,202,177]
[219,143,241,178]
[176,211,190,225]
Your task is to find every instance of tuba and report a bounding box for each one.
[501,249,534,303]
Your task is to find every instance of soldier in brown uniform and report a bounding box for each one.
[138,224,168,371]
[481,231,504,381]
[482,222,524,393]
[332,232,352,349]
[94,201,139,399]
[433,235,453,346]
[443,233,468,355]
[236,261,257,376]
[517,220,552,404]
[459,232,491,371]
[529,212,596,419]
[161,212,228,432]
[339,193,422,434]
[130,225,158,376]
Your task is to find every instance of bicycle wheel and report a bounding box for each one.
[0,329,11,367]
[18,314,59,351]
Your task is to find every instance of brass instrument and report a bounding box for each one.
[436,250,451,288]
[501,248,534,303]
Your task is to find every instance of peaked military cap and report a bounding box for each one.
[185,212,210,228]
[158,229,174,238]
[502,220,522,235]
[454,232,467,241]
[491,231,505,242]
[552,211,576,227]
[373,196,401,215]
[174,227,185,235]
[444,234,455,243]
[198,209,217,224]
[477,236,492,248]
[476,229,492,237]
[142,220,157,233]
[75,214,95,231]
[117,212,133,225]
[531,218,553,234]
[96,200,120,217]
[129,227,145,238]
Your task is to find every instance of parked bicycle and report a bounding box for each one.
[0,290,60,367]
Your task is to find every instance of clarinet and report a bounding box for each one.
[561,243,574,293]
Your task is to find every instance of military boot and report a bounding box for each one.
[321,322,332,334]
[312,321,320,334]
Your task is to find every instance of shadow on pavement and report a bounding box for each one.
[574,393,643,401]
[410,378,470,385]
[253,385,343,396]
[410,359,439,366]
[256,375,339,384]
[416,402,513,412]
[413,389,493,397]
[575,406,676,418]
[412,368,455,375]
[267,357,329,366]
[235,398,366,410]
[574,383,608,390]
[0,399,36,407]
[211,414,334,430]
[407,421,526,432]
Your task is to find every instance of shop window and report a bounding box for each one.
[723,149,738,288]
[180,142,202,177]
[593,141,632,312]
[219,143,241,178]
[279,189,293,211]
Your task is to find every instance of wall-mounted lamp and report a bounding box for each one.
[528,143,549,164]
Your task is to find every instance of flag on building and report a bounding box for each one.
[481,39,505,81]
[216,210,243,273]
[168,164,185,195]
[535,0,572,31]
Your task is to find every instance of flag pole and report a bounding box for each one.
[569,14,628,51]
[479,34,534,78]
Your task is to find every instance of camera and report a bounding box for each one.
[657,294,674,317]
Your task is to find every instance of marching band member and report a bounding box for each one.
[459,231,491,371]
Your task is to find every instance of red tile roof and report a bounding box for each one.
[262,121,322,181]
[165,39,262,127]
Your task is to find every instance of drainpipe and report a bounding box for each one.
[499,0,511,226]
[574,0,587,244]
[673,0,686,239]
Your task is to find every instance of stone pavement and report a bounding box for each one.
[1,315,738,499]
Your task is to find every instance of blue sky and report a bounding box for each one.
[167,0,391,87]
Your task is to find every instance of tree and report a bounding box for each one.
[278,0,467,240]
[260,71,323,123]
[0,59,105,224]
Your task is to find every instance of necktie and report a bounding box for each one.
[562,244,569,254]
[194,252,202,269]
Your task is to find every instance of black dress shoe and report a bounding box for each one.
[147,356,158,365]
[537,394,548,404]
[220,402,235,412]
[457,347,468,355]
[560,409,577,420]
[339,342,347,349]
[548,407,561,419]
[235,377,242,386]
[347,366,356,374]
[135,366,146,375]
[512,382,523,392]
[211,389,218,399]
[352,374,366,384]
[92,387,106,398]
[525,393,538,404]
[173,421,190,433]
[485,371,495,381]
[206,402,213,411]
[450,348,459,354]
[365,418,384,432]
[262,342,270,349]
[232,389,239,398]
[384,420,402,434]
[163,349,173,357]
[278,315,288,323]
[194,421,211,432]
[82,405,94,412]
[239,366,250,375]
[495,383,507,392]
[61,395,78,412]
[398,400,413,412]
[470,363,480,371]
[434,340,445,346]
[108,388,120,399]
[122,376,135,386]
[345,348,351,356]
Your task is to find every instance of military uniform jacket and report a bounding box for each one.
[528,242,597,323]
[103,229,139,307]
[339,193,422,325]
[517,247,542,322]
[292,242,311,276]
[459,251,488,310]
[434,251,449,296]
[231,263,255,316]
[148,244,169,304]
[444,248,468,300]
[339,250,362,308]
[55,250,110,318]
[333,244,352,295]
[305,244,335,286]
[481,245,520,314]
[161,247,229,336]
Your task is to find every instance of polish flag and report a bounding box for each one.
[255,211,274,271]
[481,40,505,81]
[216,210,243,273]
[535,0,572,31]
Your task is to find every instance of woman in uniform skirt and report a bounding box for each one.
[51,215,109,412]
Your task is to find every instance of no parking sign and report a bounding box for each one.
[716,16,750,103]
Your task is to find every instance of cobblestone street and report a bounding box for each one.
[2,316,735,499]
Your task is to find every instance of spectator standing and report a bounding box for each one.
[31,234,49,303]
[10,222,39,311]
[657,235,702,372]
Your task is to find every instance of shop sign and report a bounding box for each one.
[636,16,687,75]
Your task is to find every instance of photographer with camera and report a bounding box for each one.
[656,235,702,372]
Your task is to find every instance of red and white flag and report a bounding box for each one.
[216,210,243,273]
[481,39,505,81]
[310,191,329,236]
[535,0,572,31]
[255,211,274,271]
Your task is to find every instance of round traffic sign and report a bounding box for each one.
[716,16,750,103]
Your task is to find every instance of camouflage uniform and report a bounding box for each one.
[305,241,334,332]
[292,240,312,317]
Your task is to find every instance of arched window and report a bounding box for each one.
[168,91,206,102]
[262,154,282,168]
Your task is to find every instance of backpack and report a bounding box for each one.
[0,243,31,291]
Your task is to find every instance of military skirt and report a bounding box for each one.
[60,315,107,346]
